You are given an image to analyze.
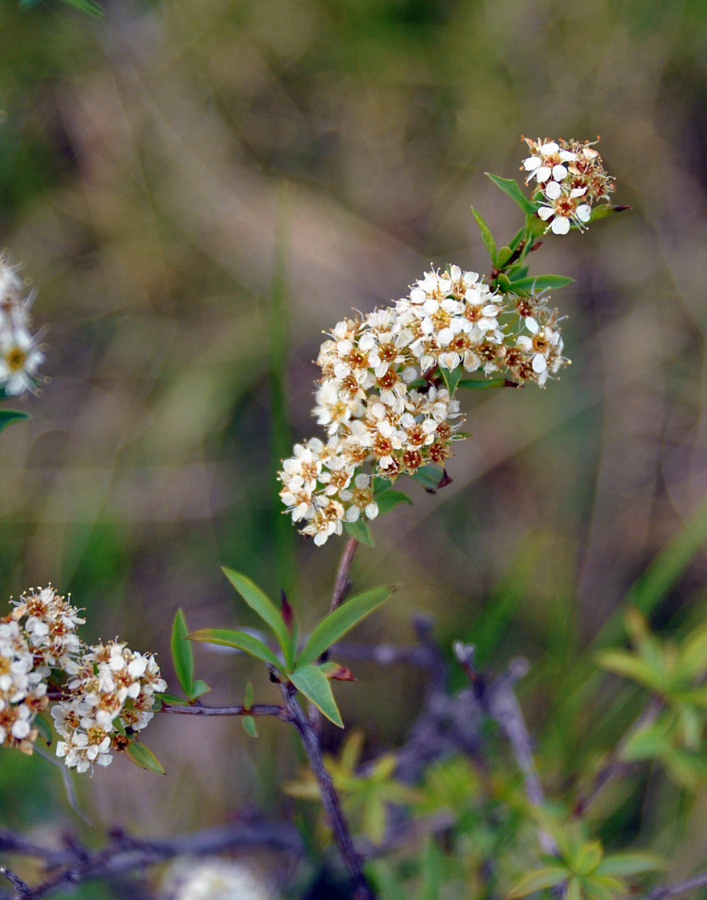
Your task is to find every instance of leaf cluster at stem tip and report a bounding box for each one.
[183,568,394,727]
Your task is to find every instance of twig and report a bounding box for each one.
[573,698,662,818]
[281,684,377,900]
[635,870,707,900]
[0,821,302,900]
[0,867,30,897]
[330,536,359,614]
[159,703,284,718]
[455,644,557,856]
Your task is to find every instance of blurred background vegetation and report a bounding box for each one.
[1,0,706,894]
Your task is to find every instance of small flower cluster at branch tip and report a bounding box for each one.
[279,266,567,544]
[521,137,615,235]
[0,255,45,396]
[0,585,165,772]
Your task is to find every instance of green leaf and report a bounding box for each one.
[373,476,393,495]
[155,692,191,706]
[242,715,258,738]
[596,650,660,689]
[290,664,344,727]
[420,838,443,900]
[344,519,375,547]
[440,365,463,394]
[595,853,664,877]
[412,465,444,491]
[188,628,284,672]
[589,204,630,223]
[458,376,507,390]
[34,712,53,744]
[486,173,537,215]
[509,275,575,293]
[298,586,393,666]
[566,877,582,900]
[621,718,673,761]
[507,226,528,253]
[190,679,210,699]
[508,866,570,897]
[677,624,707,679]
[376,490,413,515]
[222,568,293,669]
[126,740,166,775]
[496,246,513,268]
[0,410,29,434]
[245,681,254,708]
[470,206,497,264]
[575,841,603,876]
[170,609,194,698]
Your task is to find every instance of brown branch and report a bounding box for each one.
[455,643,557,856]
[635,870,707,900]
[0,821,302,900]
[281,684,377,900]
[159,703,284,718]
[330,536,359,614]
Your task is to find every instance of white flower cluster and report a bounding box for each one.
[0,586,165,773]
[280,267,566,545]
[53,639,166,774]
[162,857,276,900]
[0,255,45,396]
[522,137,615,235]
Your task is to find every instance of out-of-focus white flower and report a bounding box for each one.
[162,857,276,900]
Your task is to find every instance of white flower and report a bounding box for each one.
[0,326,44,395]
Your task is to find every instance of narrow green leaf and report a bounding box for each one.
[344,519,375,547]
[509,275,575,293]
[0,410,29,434]
[508,866,570,897]
[126,740,166,775]
[59,0,105,14]
[171,609,194,698]
[156,692,191,706]
[34,712,53,744]
[420,838,443,900]
[507,226,528,253]
[596,853,664,877]
[440,365,463,394]
[242,715,258,738]
[496,246,513,268]
[299,586,393,666]
[485,173,536,215]
[222,568,293,668]
[245,681,254,708]
[575,841,603,876]
[458,377,507,390]
[188,628,284,672]
[376,490,413,515]
[471,206,497,264]
[190,679,210,699]
[589,204,630,223]
[411,465,444,491]
[290,664,344,727]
